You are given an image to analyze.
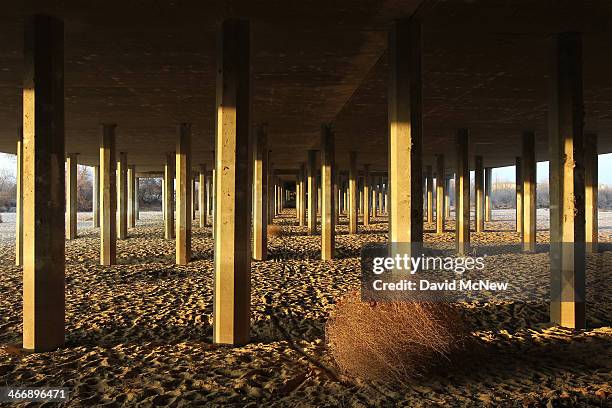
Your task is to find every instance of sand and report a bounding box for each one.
[0,209,610,407]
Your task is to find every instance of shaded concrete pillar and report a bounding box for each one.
[93,165,100,228]
[444,178,451,218]
[436,155,445,234]
[176,124,192,265]
[100,125,117,266]
[127,165,136,229]
[377,177,383,218]
[426,165,433,223]
[348,152,358,234]
[484,167,492,222]
[522,131,536,252]
[321,124,335,260]
[299,163,307,226]
[515,157,523,234]
[199,165,208,227]
[135,176,139,221]
[585,134,598,253]
[207,171,213,223]
[212,167,216,239]
[22,15,65,351]
[358,186,363,215]
[334,167,340,225]
[475,155,484,233]
[317,184,321,215]
[191,177,196,220]
[65,154,77,240]
[16,131,23,266]
[307,150,318,235]
[117,152,128,239]
[164,153,175,239]
[549,32,586,329]
[253,124,268,261]
[363,165,371,226]
[455,130,470,255]
[214,19,252,346]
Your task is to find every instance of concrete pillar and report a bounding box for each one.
[522,131,536,252]
[176,124,192,265]
[307,150,318,235]
[22,15,65,351]
[455,129,470,255]
[444,178,451,218]
[15,131,23,266]
[484,167,492,222]
[295,178,301,223]
[116,152,128,239]
[212,167,216,239]
[388,18,423,247]
[334,167,340,225]
[377,177,383,218]
[358,187,363,216]
[65,154,77,240]
[100,124,116,266]
[135,176,139,221]
[515,157,523,234]
[214,19,251,346]
[475,155,484,233]
[191,177,196,220]
[199,165,208,227]
[363,165,371,226]
[549,32,586,329]
[585,134,598,254]
[426,165,433,223]
[348,152,358,234]
[127,165,136,229]
[164,153,175,239]
[317,185,322,215]
[436,155,445,234]
[206,171,213,222]
[93,165,100,228]
[321,124,335,260]
[299,163,307,226]
[253,124,268,261]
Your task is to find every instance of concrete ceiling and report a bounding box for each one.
[1,0,611,174]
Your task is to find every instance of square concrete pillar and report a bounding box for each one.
[135,176,140,221]
[444,178,451,219]
[426,165,433,223]
[299,163,307,226]
[307,150,318,235]
[199,165,208,228]
[484,167,492,222]
[585,134,598,253]
[549,32,585,329]
[253,124,268,261]
[164,153,175,239]
[515,156,523,234]
[348,152,358,234]
[116,152,128,239]
[206,171,213,223]
[22,15,65,351]
[66,153,78,240]
[388,18,423,247]
[176,124,192,265]
[100,125,117,265]
[127,165,136,228]
[16,131,24,266]
[455,129,470,255]
[474,156,484,233]
[377,177,383,218]
[321,124,335,260]
[522,131,536,252]
[214,19,252,346]
[93,165,100,228]
[334,167,340,225]
[363,164,371,226]
[436,155,445,234]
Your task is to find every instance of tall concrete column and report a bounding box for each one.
[299,163,307,226]
[117,152,128,239]
[549,32,585,329]
[66,154,77,240]
[363,165,371,226]
[22,15,65,351]
[436,155,445,234]
[164,153,175,239]
[515,157,523,234]
[307,150,318,235]
[191,177,196,220]
[176,124,192,265]
[455,130,470,255]
[253,124,268,261]
[212,167,216,239]
[206,171,213,222]
[16,131,23,266]
[388,18,423,248]
[444,178,451,219]
[348,152,358,234]
[93,165,100,228]
[127,165,136,229]
[475,155,484,233]
[135,176,139,221]
[426,165,433,223]
[321,124,335,260]
[522,131,536,252]
[484,167,492,222]
[334,167,340,225]
[214,19,252,346]
[295,178,301,223]
[585,134,598,253]
[100,125,116,266]
[199,165,208,227]
[377,177,383,218]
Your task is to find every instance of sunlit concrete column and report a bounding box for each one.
[549,32,586,329]
[65,154,77,240]
[321,124,335,260]
[348,152,358,234]
[214,19,252,346]
[585,134,598,254]
[135,176,139,221]
[484,167,492,222]
[22,15,65,351]
[93,165,100,228]
[295,177,301,223]
[363,164,371,226]
[176,124,192,265]
[317,184,321,216]
[199,165,208,228]
[377,177,383,218]
[192,177,197,220]
[298,163,307,226]
[307,150,318,235]
[212,167,216,239]
[164,153,175,239]
[100,125,117,266]
[206,171,213,224]
[253,124,267,261]
[334,167,340,225]
[426,165,433,223]
[444,178,451,219]
[455,129,470,255]
[522,131,536,252]
[16,131,24,266]
[515,157,523,234]
[475,155,484,233]
[127,165,136,229]
[117,152,128,239]
[436,155,445,234]
[358,186,363,216]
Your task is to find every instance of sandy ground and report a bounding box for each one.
[0,209,610,407]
